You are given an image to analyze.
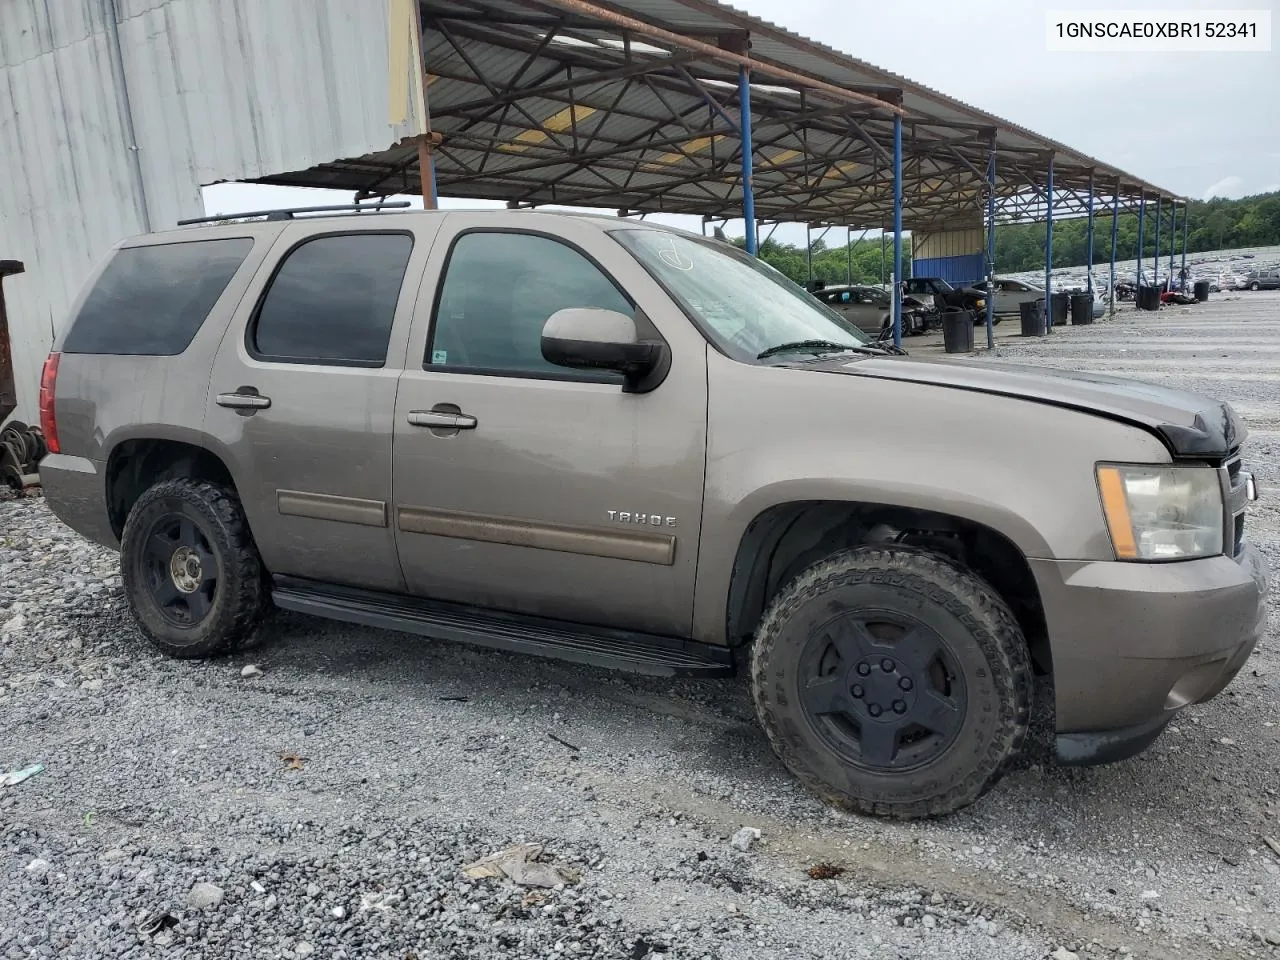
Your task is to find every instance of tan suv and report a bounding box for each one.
[37,207,1267,818]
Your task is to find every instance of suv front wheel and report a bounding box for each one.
[750,546,1032,818]
[120,478,266,658]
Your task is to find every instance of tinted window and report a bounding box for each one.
[252,233,413,365]
[62,238,253,355]
[429,232,632,377]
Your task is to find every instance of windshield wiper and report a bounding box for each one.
[757,340,887,360]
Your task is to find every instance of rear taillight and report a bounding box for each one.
[39,352,60,455]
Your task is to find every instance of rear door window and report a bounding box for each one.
[250,232,414,366]
[61,238,253,355]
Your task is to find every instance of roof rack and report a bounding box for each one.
[176,201,412,227]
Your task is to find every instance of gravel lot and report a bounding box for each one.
[3,291,1280,960]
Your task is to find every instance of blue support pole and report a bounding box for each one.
[1085,171,1095,295]
[737,66,757,256]
[805,224,813,285]
[1109,180,1120,317]
[846,226,853,285]
[1181,201,1189,286]
[1136,191,1146,290]
[892,113,903,349]
[984,147,996,349]
[1045,155,1054,329]
[1169,202,1177,286]
[1153,195,1162,288]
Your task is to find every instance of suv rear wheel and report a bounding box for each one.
[750,546,1031,818]
[120,478,265,658]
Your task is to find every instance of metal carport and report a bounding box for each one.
[244,0,1186,348]
[211,0,1189,346]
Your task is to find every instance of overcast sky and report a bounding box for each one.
[207,0,1279,240]
[759,0,1278,200]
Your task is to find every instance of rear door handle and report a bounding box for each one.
[216,389,271,411]
[407,410,477,429]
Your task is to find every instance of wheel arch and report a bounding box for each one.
[723,498,1051,675]
[105,436,238,539]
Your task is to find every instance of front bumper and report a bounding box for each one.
[1030,544,1268,765]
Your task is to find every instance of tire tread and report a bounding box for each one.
[750,545,1032,819]
[120,478,264,659]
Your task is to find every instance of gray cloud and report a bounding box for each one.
[747,0,1279,199]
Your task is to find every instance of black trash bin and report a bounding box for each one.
[1193,280,1211,302]
[1138,285,1161,310]
[1019,299,1047,337]
[942,309,974,353]
[1070,292,1094,325]
[1048,291,1070,327]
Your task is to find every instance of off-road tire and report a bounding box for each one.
[750,546,1032,819]
[121,478,265,659]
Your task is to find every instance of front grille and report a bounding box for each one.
[1223,452,1249,557]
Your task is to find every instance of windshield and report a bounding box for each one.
[611,229,871,360]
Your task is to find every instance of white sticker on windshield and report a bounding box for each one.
[657,239,694,271]
[432,349,448,364]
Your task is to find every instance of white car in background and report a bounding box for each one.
[974,278,1044,316]
[978,277,1107,320]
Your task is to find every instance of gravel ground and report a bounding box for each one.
[3,292,1280,960]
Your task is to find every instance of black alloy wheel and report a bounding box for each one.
[121,478,265,658]
[141,511,219,626]
[750,546,1032,818]
[796,610,967,772]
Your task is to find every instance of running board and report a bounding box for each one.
[271,577,734,678]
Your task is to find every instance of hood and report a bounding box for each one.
[805,355,1244,459]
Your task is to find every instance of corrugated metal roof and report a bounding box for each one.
[254,0,1173,231]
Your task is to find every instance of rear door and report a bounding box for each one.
[204,218,438,591]
[390,215,709,637]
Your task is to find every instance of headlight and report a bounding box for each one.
[1096,464,1223,560]
[975,298,985,309]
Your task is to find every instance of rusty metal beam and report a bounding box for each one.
[0,260,26,424]
[527,0,903,114]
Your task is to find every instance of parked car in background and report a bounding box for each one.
[1241,270,1280,291]
[975,278,1109,321]
[971,278,1041,317]
[903,277,986,320]
[814,284,934,337]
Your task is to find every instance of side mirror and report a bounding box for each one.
[540,308,668,393]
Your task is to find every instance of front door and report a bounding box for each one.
[204,221,436,592]
[391,215,708,637]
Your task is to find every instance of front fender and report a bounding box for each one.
[690,352,1170,645]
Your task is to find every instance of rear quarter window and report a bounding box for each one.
[61,238,253,355]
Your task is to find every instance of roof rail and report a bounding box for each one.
[176,201,412,227]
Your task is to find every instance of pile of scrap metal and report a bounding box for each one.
[1160,289,1199,306]
[1,259,44,494]
[0,420,44,493]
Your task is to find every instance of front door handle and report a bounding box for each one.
[216,388,272,411]
[407,410,477,430]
